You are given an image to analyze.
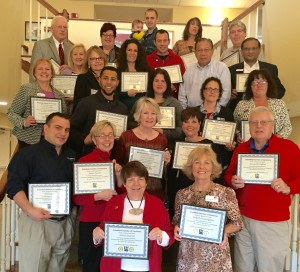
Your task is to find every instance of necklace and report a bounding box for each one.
[127,195,144,215]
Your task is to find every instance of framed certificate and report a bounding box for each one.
[121,72,148,92]
[128,146,164,178]
[236,73,249,92]
[30,97,62,123]
[50,58,60,75]
[181,53,197,69]
[179,204,226,244]
[160,65,183,83]
[28,182,70,215]
[173,142,211,169]
[237,153,279,184]
[73,162,114,194]
[153,107,175,129]
[52,75,78,97]
[241,121,251,142]
[96,110,128,139]
[202,120,236,145]
[221,51,240,67]
[104,222,150,259]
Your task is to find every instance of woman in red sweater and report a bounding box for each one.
[73,120,123,272]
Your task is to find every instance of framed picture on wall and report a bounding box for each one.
[115,29,131,47]
[25,21,39,41]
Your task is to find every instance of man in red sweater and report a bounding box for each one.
[147,29,185,99]
[225,106,300,272]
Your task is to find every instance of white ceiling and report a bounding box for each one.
[72,0,257,8]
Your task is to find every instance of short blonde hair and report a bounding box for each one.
[90,120,116,139]
[183,146,222,180]
[87,46,107,67]
[32,58,55,80]
[68,44,88,73]
[133,97,161,123]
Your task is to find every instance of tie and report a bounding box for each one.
[58,43,65,65]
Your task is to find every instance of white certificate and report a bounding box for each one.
[73,162,114,194]
[30,97,62,123]
[181,53,197,69]
[237,153,279,184]
[28,182,70,215]
[236,73,249,92]
[52,75,78,97]
[50,59,60,75]
[173,142,211,169]
[96,110,127,139]
[202,120,236,145]
[104,223,150,259]
[221,51,240,67]
[179,204,226,244]
[153,107,175,129]
[121,72,148,92]
[160,65,183,83]
[241,121,251,142]
[129,146,164,178]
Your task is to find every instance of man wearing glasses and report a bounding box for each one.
[225,106,300,272]
[29,15,73,82]
[228,37,285,111]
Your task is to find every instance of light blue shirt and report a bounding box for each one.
[178,59,231,109]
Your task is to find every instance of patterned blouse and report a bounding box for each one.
[172,183,243,272]
[233,98,292,139]
[172,40,195,56]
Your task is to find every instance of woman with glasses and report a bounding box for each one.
[197,77,236,172]
[117,39,151,112]
[72,45,107,113]
[73,120,124,272]
[100,22,120,65]
[234,69,292,139]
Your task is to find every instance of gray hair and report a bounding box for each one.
[51,15,68,27]
[229,20,246,33]
[249,106,275,121]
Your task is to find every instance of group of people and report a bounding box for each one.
[5,8,300,272]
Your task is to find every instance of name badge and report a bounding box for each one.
[236,69,244,72]
[37,92,46,97]
[205,195,219,203]
[91,89,98,95]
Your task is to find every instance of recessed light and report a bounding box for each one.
[0,101,8,106]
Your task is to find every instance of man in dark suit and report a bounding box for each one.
[228,37,285,111]
[29,15,73,82]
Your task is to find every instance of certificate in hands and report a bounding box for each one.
[28,182,70,215]
[73,162,115,194]
[202,120,236,145]
[179,204,226,244]
[153,107,175,129]
[237,153,279,184]
[104,222,150,259]
[160,65,183,83]
[30,97,62,123]
[173,142,211,169]
[121,72,148,92]
[50,59,60,75]
[221,51,240,67]
[96,110,127,139]
[52,75,78,97]
[129,146,164,178]
[181,53,198,69]
[236,73,249,92]
[241,121,251,142]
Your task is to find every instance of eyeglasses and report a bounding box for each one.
[242,47,259,52]
[95,134,115,139]
[89,57,104,62]
[55,25,68,30]
[251,80,268,86]
[205,87,219,93]
[102,34,115,38]
[249,120,274,126]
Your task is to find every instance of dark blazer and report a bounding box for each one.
[228,61,286,111]
[72,69,101,113]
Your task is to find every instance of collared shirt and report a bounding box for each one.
[249,137,270,153]
[199,102,222,119]
[244,60,260,73]
[52,36,64,51]
[178,59,231,109]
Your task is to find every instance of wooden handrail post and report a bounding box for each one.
[220,18,229,56]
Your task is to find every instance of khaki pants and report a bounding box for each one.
[18,212,75,272]
[234,216,290,272]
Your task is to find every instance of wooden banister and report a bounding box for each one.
[0,144,19,203]
[232,0,265,22]
[36,0,59,15]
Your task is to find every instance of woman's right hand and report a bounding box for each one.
[174,225,182,241]
[23,115,37,127]
[94,189,117,201]
[93,226,105,243]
